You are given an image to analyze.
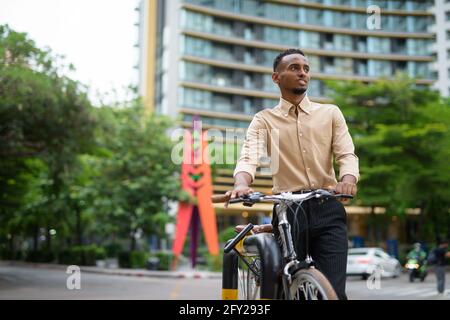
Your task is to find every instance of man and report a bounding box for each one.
[225,48,359,299]
[431,239,450,296]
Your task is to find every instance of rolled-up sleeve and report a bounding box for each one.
[233,113,268,182]
[332,106,360,182]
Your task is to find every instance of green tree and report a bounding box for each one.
[0,24,96,255]
[327,74,450,242]
[92,103,181,251]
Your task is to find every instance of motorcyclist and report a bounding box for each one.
[406,242,428,281]
[407,243,427,263]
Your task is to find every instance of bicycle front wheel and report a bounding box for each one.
[237,256,261,300]
[288,268,338,300]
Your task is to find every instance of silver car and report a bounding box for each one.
[346,247,402,280]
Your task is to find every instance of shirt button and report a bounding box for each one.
[284,113,288,117]
[311,183,315,187]
[307,167,311,171]
[299,133,303,137]
[303,149,306,153]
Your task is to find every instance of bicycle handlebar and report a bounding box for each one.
[212,189,353,206]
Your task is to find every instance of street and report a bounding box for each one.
[0,265,449,300]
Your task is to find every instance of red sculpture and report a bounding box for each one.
[172,121,219,269]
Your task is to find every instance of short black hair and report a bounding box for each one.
[273,48,306,72]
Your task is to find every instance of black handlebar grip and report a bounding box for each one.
[224,223,254,253]
[335,194,353,199]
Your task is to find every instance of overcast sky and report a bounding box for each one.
[0,0,139,105]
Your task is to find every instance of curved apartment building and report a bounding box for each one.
[139,0,434,129]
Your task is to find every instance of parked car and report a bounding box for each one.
[347,247,402,280]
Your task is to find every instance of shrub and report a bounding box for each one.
[152,251,174,271]
[58,245,106,266]
[105,243,122,258]
[25,250,55,263]
[118,251,149,269]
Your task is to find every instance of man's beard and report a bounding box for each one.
[292,87,307,95]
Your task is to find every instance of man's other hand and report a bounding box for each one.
[224,185,254,208]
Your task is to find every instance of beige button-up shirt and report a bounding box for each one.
[234,96,359,194]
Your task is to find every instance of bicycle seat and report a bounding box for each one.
[235,224,273,234]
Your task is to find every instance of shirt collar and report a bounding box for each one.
[278,95,311,116]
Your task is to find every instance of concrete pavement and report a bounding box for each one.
[1,261,449,300]
[0,260,222,280]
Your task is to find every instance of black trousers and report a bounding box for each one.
[271,197,348,300]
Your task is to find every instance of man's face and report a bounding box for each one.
[272,54,310,95]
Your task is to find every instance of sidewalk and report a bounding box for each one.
[0,260,222,279]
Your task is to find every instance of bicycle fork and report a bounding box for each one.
[276,203,314,299]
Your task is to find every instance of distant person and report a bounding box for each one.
[430,239,450,296]
[407,242,427,263]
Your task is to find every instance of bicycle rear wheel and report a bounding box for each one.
[287,268,338,300]
[237,255,261,300]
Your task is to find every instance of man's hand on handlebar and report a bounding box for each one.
[335,175,357,204]
[224,185,254,208]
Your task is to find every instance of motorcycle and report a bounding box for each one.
[405,257,427,282]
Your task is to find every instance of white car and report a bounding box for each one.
[346,247,402,280]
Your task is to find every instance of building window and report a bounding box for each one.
[368,60,392,77]
[354,59,368,76]
[243,73,254,89]
[182,36,212,58]
[334,34,353,51]
[324,33,334,50]
[335,58,353,75]
[264,3,298,23]
[263,74,276,92]
[407,39,430,56]
[212,94,232,113]
[213,43,233,61]
[407,62,429,78]
[212,18,233,37]
[390,16,407,32]
[180,88,212,109]
[367,37,390,54]
[446,11,450,21]
[391,38,406,55]
[308,55,321,73]
[264,26,298,46]
[212,68,232,87]
[305,8,324,25]
[180,61,210,83]
[334,11,351,28]
[323,57,335,74]
[308,79,322,97]
[300,31,320,49]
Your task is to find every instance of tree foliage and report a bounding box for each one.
[327,74,450,241]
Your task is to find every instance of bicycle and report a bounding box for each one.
[212,189,353,300]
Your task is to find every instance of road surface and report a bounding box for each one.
[0,265,448,300]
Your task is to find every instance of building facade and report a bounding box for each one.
[430,0,450,97]
[138,0,436,247]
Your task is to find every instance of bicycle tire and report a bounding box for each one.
[287,268,338,300]
[237,256,261,300]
